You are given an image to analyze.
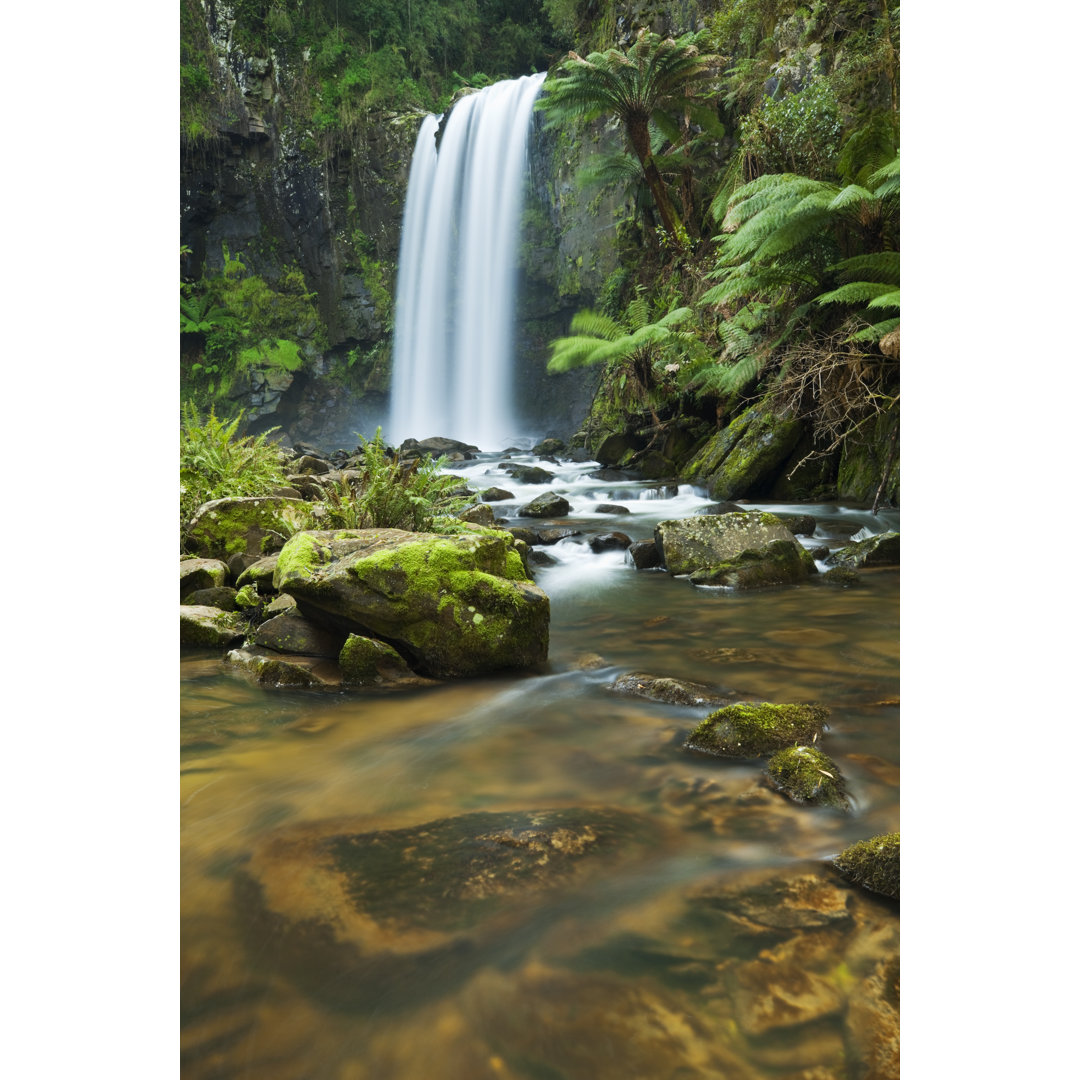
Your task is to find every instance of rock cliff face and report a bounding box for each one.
[180,2,613,449]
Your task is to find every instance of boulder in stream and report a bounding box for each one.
[611,672,733,708]
[499,463,555,484]
[826,532,900,569]
[180,557,229,597]
[272,528,549,677]
[685,702,829,758]
[589,531,632,553]
[831,833,900,900]
[766,745,850,809]
[180,606,247,648]
[251,613,347,658]
[687,538,815,589]
[519,491,571,517]
[338,633,415,686]
[655,512,801,576]
[225,646,342,687]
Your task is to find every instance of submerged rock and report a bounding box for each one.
[272,528,549,678]
[611,672,732,708]
[234,808,658,1011]
[766,745,850,810]
[822,566,862,587]
[519,491,571,517]
[826,532,900,569]
[594,502,630,515]
[832,833,900,900]
[686,702,829,758]
[846,953,901,1080]
[225,646,341,687]
[690,866,853,931]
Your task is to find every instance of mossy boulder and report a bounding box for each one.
[655,512,800,576]
[235,554,281,590]
[826,532,900,569]
[822,567,862,587]
[251,614,347,658]
[185,496,309,561]
[832,833,900,900]
[685,702,829,758]
[500,463,555,485]
[272,528,549,678]
[766,745,850,809]
[519,491,571,518]
[339,634,414,686]
[458,503,496,526]
[681,406,802,500]
[180,557,229,598]
[687,539,815,589]
[180,606,247,648]
[233,807,658,1011]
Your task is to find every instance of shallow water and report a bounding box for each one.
[181,454,899,1079]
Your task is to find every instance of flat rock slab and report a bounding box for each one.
[180,606,246,648]
[655,512,798,576]
[225,646,342,688]
[251,614,347,658]
[272,528,549,678]
[234,808,659,1011]
[611,672,733,708]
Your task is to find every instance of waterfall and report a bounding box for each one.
[388,72,547,451]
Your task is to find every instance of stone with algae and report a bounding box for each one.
[832,833,900,900]
[766,745,851,810]
[685,702,829,758]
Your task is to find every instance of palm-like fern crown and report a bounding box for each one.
[539,30,720,128]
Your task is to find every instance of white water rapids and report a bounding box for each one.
[388,73,547,451]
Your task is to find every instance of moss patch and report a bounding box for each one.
[339,634,412,686]
[686,702,829,758]
[767,746,850,809]
[832,833,900,900]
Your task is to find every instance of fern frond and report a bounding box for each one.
[816,281,898,306]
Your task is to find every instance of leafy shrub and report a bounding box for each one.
[322,429,469,532]
[740,77,842,178]
[179,404,288,532]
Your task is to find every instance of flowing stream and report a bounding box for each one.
[388,74,547,449]
[181,453,899,1079]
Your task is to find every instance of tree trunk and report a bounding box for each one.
[626,115,684,248]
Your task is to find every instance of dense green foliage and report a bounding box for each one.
[180,246,326,407]
[319,429,470,532]
[179,404,289,531]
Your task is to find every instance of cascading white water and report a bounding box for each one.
[388,72,547,451]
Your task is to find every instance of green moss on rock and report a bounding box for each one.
[686,702,829,758]
[832,833,900,900]
[339,634,412,685]
[688,539,812,589]
[767,745,850,809]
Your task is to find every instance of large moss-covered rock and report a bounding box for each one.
[766,745,850,809]
[832,833,900,900]
[233,807,658,1010]
[826,531,900,569]
[185,496,308,560]
[688,539,815,589]
[682,406,802,500]
[686,702,829,758]
[655,512,799,576]
[272,528,549,677]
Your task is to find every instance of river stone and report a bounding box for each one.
[225,646,341,687]
[252,613,347,657]
[683,405,803,500]
[686,702,829,758]
[530,437,567,456]
[655,512,800,576]
[526,548,557,569]
[774,512,817,536]
[505,526,539,545]
[457,503,496,526]
[180,606,246,648]
[520,492,572,518]
[766,746,850,810]
[339,634,414,685]
[831,833,900,900]
[233,808,658,1011]
[182,586,238,611]
[502,463,556,485]
[593,502,630,515]
[845,953,900,1080]
[611,672,732,708]
[399,436,479,456]
[480,487,514,502]
[825,532,900,569]
[536,527,580,544]
[589,531,632,553]
[294,454,331,475]
[185,496,309,561]
[180,557,229,598]
[234,554,280,590]
[272,528,549,678]
[687,539,815,589]
[628,540,660,569]
[822,566,862,587]
[695,501,746,516]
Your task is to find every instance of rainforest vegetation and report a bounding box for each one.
[181,0,899,503]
